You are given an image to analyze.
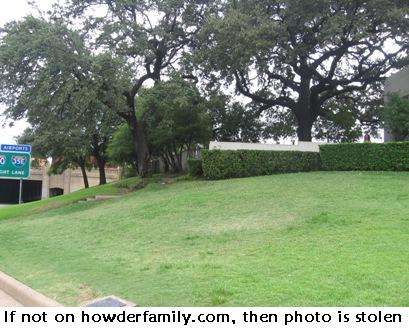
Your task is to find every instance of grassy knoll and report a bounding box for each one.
[0,177,142,221]
[0,172,409,306]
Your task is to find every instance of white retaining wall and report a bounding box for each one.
[385,66,409,99]
[209,141,321,153]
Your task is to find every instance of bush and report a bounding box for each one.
[187,159,203,177]
[320,142,409,171]
[202,150,321,180]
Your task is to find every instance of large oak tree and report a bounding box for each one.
[0,17,123,184]
[60,0,216,175]
[197,0,409,141]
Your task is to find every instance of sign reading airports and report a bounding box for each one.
[0,144,32,153]
[0,144,31,179]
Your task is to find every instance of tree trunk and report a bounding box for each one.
[135,120,150,176]
[294,105,314,142]
[296,120,313,141]
[91,137,107,185]
[177,146,184,172]
[295,75,315,142]
[126,110,150,177]
[161,153,170,173]
[167,152,178,173]
[131,122,150,176]
[79,164,89,189]
[96,156,107,185]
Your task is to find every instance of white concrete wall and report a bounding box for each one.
[385,66,409,98]
[30,166,120,199]
[209,141,320,152]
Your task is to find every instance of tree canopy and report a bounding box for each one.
[196,0,409,141]
[1,0,409,181]
[53,0,217,175]
[140,76,212,172]
[0,16,123,184]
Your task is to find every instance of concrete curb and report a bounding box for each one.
[0,271,63,307]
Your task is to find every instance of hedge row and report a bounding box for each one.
[187,159,204,177]
[320,142,409,171]
[201,150,321,180]
[197,142,409,180]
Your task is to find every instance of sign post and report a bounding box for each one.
[0,144,32,204]
[19,179,23,204]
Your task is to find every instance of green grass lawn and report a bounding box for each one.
[0,171,409,306]
[0,177,143,221]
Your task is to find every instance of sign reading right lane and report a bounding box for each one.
[0,152,31,179]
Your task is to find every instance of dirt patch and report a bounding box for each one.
[77,285,99,305]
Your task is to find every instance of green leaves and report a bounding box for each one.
[382,93,409,141]
[202,149,321,180]
[195,0,409,141]
[0,16,91,118]
[107,124,136,167]
[320,142,409,171]
[1,16,124,179]
[140,75,212,152]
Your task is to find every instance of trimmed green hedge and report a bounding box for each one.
[187,159,203,177]
[200,143,409,180]
[320,142,409,171]
[202,150,321,180]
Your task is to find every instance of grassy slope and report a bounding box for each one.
[0,172,408,306]
[0,177,142,221]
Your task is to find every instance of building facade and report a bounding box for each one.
[0,166,120,204]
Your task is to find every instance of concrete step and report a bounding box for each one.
[77,195,121,204]
[94,195,120,201]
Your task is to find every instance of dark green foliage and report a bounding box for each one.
[198,0,409,141]
[187,159,203,177]
[141,76,212,173]
[107,124,137,170]
[381,93,409,141]
[202,150,321,180]
[320,143,409,171]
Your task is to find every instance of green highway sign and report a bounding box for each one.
[0,151,31,179]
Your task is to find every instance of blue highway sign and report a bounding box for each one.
[0,144,32,154]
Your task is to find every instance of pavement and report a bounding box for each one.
[0,271,62,307]
[0,289,22,307]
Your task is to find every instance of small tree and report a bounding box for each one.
[107,124,138,174]
[140,77,212,173]
[382,93,409,141]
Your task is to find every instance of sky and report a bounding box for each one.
[0,0,55,144]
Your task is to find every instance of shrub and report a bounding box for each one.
[202,150,321,180]
[187,159,203,177]
[320,142,409,171]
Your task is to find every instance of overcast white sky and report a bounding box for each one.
[0,0,55,144]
